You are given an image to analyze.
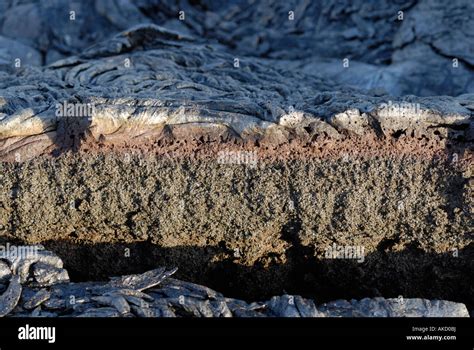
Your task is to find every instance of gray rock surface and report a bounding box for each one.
[0,36,41,68]
[0,0,472,320]
[0,275,21,317]
[0,0,473,96]
[0,247,470,317]
[0,23,472,161]
[0,1,472,162]
[318,298,471,317]
[0,245,69,285]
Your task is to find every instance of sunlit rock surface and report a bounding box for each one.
[0,1,472,317]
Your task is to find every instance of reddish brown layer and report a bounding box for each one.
[1,131,472,164]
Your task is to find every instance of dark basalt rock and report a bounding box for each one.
[0,247,470,318]
[0,0,473,96]
[0,275,21,317]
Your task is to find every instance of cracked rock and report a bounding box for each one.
[0,275,21,317]
[32,262,69,286]
[0,247,469,318]
[22,288,51,310]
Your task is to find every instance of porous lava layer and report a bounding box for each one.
[0,142,472,306]
[0,1,473,312]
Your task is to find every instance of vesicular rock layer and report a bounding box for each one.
[0,1,473,314]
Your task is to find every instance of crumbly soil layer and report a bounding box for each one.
[0,139,472,307]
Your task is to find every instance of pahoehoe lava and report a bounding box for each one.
[0,0,473,317]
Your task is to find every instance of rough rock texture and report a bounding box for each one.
[1,0,474,96]
[0,1,472,158]
[0,23,472,159]
[0,247,469,318]
[0,1,473,315]
[0,153,472,307]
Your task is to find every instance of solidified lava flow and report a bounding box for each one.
[0,0,473,317]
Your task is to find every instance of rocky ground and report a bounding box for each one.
[0,1,473,317]
[1,0,474,96]
[0,247,470,317]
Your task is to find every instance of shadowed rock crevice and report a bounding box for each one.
[0,246,470,317]
[4,240,469,312]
